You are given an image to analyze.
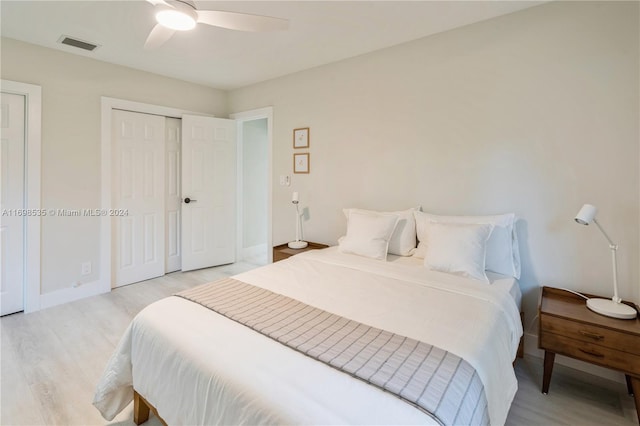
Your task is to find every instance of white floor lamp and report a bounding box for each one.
[574,204,637,319]
[288,191,308,249]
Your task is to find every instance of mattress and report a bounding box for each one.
[94,247,523,425]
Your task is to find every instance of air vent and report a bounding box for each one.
[57,35,100,52]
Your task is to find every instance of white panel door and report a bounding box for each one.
[112,110,165,287]
[165,117,181,273]
[0,92,25,315]
[181,115,236,271]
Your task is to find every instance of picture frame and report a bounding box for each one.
[293,127,310,149]
[293,153,310,174]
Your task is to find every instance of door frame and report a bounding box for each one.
[229,107,273,263]
[1,80,42,313]
[100,97,206,291]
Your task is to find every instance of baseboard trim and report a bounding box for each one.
[40,280,108,310]
[523,332,625,384]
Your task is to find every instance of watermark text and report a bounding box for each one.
[2,208,129,217]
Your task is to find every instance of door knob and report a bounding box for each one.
[184,197,197,204]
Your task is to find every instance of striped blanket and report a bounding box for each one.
[176,278,489,425]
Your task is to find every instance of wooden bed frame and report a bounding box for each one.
[131,311,526,426]
[517,311,525,359]
[134,391,167,426]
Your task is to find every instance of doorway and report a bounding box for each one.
[231,107,273,265]
[240,118,268,264]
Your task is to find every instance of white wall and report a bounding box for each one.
[1,1,637,330]
[228,1,640,328]
[0,37,228,297]
[242,118,268,249]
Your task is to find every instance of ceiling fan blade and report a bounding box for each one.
[196,10,288,32]
[146,0,172,7]
[144,24,176,49]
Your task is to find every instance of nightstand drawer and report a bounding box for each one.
[540,332,640,375]
[541,314,640,355]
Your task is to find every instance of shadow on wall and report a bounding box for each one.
[301,207,311,241]
[515,219,542,333]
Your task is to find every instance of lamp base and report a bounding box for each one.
[287,240,308,249]
[586,298,637,320]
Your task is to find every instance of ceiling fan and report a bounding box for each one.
[144,0,289,49]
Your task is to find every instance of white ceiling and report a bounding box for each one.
[1,1,544,90]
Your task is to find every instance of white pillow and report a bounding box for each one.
[413,211,520,279]
[338,210,399,260]
[343,207,419,256]
[423,221,494,282]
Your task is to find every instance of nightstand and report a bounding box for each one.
[272,242,329,262]
[538,286,640,423]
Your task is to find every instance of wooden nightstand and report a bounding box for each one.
[272,242,329,262]
[538,286,640,423]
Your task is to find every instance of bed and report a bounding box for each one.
[94,209,523,425]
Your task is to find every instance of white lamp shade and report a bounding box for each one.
[575,204,597,225]
[292,191,299,202]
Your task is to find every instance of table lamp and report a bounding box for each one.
[288,192,308,249]
[574,204,636,319]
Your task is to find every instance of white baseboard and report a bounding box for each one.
[39,280,108,310]
[523,332,626,384]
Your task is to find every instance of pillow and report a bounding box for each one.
[343,207,419,256]
[423,221,494,282]
[338,210,399,260]
[413,211,520,279]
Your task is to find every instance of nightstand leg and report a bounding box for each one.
[626,375,634,395]
[542,351,555,394]
[629,376,640,424]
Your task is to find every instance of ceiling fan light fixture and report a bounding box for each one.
[156,9,196,31]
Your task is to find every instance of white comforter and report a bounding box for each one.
[94,248,523,425]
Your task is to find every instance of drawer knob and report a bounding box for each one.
[579,348,605,358]
[579,330,604,340]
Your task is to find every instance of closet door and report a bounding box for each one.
[181,115,236,271]
[0,92,25,315]
[112,110,165,287]
[165,118,182,273]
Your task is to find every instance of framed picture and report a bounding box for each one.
[293,127,310,149]
[293,153,310,174]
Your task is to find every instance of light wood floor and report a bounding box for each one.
[1,262,637,426]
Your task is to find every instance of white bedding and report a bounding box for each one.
[94,247,522,425]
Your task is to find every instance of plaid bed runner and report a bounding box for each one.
[176,278,489,425]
